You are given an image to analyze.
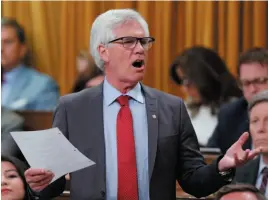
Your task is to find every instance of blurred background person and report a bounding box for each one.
[235,90,268,198]
[72,50,104,93]
[1,17,59,111]
[1,155,36,200]
[215,183,266,200]
[170,46,242,146]
[208,48,268,153]
[1,68,24,159]
[1,108,24,158]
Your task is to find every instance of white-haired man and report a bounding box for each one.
[235,90,268,198]
[25,9,261,200]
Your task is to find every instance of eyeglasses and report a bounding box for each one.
[239,77,268,88]
[108,36,155,50]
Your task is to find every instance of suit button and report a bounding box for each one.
[101,190,106,197]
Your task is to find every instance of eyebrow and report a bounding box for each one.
[4,169,18,173]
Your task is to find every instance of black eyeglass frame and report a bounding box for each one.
[108,36,155,50]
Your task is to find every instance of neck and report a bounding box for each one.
[106,76,137,94]
[262,153,268,165]
[3,63,21,72]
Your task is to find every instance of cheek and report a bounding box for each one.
[11,179,25,199]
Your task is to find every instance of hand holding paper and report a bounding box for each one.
[11,127,95,190]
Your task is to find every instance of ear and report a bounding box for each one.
[98,44,109,63]
[19,44,28,59]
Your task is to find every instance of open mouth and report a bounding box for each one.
[132,60,144,68]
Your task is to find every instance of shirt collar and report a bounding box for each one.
[4,64,25,83]
[103,77,144,106]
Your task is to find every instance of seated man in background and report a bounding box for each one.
[208,48,268,153]
[1,17,59,111]
[235,90,268,198]
[215,183,266,200]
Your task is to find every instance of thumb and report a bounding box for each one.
[237,132,249,146]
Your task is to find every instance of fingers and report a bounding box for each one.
[234,149,250,165]
[237,132,249,146]
[25,168,54,191]
[25,168,46,177]
[248,147,262,160]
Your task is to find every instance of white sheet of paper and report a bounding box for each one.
[11,127,95,183]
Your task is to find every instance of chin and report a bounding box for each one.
[134,74,144,82]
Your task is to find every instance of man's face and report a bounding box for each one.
[1,26,26,71]
[220,191,258,200]
[99,20,150,86]
[250,102,268,153]
[239,63,268,102]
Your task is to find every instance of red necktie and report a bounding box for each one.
[260,167,268,194]
[116,95,139,200]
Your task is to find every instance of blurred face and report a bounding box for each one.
[176,67,201,103]
[239,63,268,102]
[99,20,153,88]
[76,57,90,74]
[1,161,25,200]
[249,102,268,153]
[220,191,258,200]
[1,26,27,71]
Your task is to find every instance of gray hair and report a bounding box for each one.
[248,90,268,112]
[90,9,150,71]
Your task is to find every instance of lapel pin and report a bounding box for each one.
[152,114,156,119]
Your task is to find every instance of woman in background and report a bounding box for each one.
[170,46,242,146]
[1,155,36,200]
[72,50,104,93]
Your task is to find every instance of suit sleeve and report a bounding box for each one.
[176,101,229,198]
[38,98,67,199]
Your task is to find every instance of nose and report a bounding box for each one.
[256,121,266,134]
[1,175,8,186]
[134,41,145,54]
[248,83,258,94]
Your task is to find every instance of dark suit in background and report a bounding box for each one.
[208,98,251,153]
[40,83,230,200]
[1,108,24,157]
[235,156,259,185]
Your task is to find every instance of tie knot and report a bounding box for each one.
[262,167,268,175]
[117,95,130,107]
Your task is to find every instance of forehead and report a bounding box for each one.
[220,191,257,200]
[240,63,268,79]
[250,101,268,115]
[1,26,18,40]
[1,161,17,172]
[113,20,145,38]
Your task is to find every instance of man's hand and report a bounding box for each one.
[218,132,262,171]
[24,168,54,191]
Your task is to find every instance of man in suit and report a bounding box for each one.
[208,48,268,153]
[24,9,261,200]
[1,17,59,111]
[235,90,268,198]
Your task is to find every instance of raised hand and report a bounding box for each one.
[218,132,262,171]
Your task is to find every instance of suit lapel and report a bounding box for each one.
[142,85,159,179]
[242,156,260,184]
[86,83,106,190]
